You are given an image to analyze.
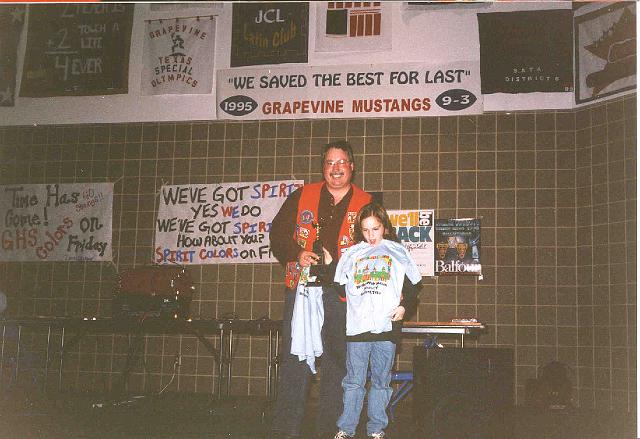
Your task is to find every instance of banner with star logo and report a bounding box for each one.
[575,2,636,104]
[0,5,25,107]
[141,16,216,95]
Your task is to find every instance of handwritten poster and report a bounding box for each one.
[20,4,133,97]
[217,61,482,120]
[0,183,113,262]
[154,180,303,265]
[388,209,434,276]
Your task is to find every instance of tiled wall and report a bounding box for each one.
[575,96,636,411]
[0,94,635,411]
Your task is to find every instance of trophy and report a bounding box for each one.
[307,222,324,286]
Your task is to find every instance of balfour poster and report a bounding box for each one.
[388,209,434,277]
[434,218,481,278]
[142,16,216,95]
[477,9,573,94]
[575,2,636,104]
[315,2,392,52]
[216,61,482,120]
[154,180,303,265]
[0,5,25,107]
[20,4,133,97]
[230,2,308,67]
[0,183,113,262]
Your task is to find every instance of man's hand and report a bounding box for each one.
[298,249,320,267]
[322,247,333,265]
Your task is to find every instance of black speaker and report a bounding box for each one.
[413,347,514,439]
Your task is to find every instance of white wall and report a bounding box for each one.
[1,1,574,126]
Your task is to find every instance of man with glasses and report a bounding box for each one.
[269,140,372,439]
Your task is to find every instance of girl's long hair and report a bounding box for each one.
[353,202,399,243]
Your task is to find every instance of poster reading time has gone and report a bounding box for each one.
[0,183,113,262]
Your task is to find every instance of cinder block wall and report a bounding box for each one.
[0,94,635,411]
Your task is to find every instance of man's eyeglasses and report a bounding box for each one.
[324,159,351,167]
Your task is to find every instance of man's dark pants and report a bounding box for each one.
[271,285,347,437]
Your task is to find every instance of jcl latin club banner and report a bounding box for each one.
[231,2,308,67]
[142,16,216,95]
[388,209,434,277]
[216,61,482,120]
[0,183,113,262]
[154,180,303,265]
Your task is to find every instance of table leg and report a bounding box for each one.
[267,330,273,399]
[216,329,224,400]
[44,325,51,392]
[273,329,280,400]
[58,327,65,391]
[226,329,233,397]
[15,325,21,380]
[0,324,5,392]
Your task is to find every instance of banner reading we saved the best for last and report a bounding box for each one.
[216,61,482,120]
[154,180,303,265]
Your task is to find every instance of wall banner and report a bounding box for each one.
[142,16,216,95]
[315,1,392,53]
[231,2,309,67]
[477,9,573,94]
[434,218,481,278]
[0,6,25,107]
[0,183,113,262]
[575,2,636,105]
[216,61,482,120]
[20,4,133,97]
[388,209,434,277]
[154,180,303,265]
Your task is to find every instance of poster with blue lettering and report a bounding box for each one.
[154,180,303,265]
[434,218,482,278]
[230,2,308,67]
[0,5,25,107]
[0,183,113,262]
[388,209,434,276]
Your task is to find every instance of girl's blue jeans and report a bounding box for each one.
[337,340,395,436]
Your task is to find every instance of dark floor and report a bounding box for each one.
[0,389,635,439]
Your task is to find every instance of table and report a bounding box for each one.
[387,320,486,415]
[0,317,282,399]
[401,320,486,347]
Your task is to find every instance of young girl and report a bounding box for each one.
[330,203,423,439]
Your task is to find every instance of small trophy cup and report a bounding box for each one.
[307,222,324,286]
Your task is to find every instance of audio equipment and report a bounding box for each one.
[413,347,514,439]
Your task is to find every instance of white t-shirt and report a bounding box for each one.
[335,239,422,336]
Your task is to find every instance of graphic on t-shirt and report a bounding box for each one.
[354,255,392,293]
